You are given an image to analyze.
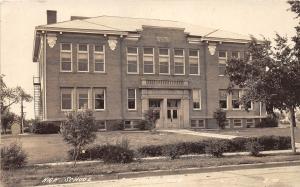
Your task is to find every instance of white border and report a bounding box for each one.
[77,44,89,72]
[127,88,137,111]
[61,88,73,111]
[159,48,170,75]
[189,49,200,75]
[127,47,139,74]
[94,44,105,73]
[143,47,155,74]
[60,43,73,72]
[174,49,185,75]
[94,88,106,111]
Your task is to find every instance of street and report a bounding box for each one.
[42,165,300,187]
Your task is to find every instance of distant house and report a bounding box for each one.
[32,10,266,130]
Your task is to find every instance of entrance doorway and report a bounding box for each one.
[167,99,180,128]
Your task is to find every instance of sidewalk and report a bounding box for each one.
[159,129,238,139]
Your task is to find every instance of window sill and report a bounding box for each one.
[193,109,201,111]
[128,109,137,111]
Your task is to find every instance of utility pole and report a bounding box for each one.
[21,98,24,134]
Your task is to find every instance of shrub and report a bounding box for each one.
[245,140,264,156]
[134,120,152,130]
[205,139,229,157]
[213,108,227,129]
[255,135,291,150]
[106,120,124,131]
[162,144,184,160]
[227,137,249,152]
[31,121,61,134]
[1,143,27,170]
[137,145,163,157]
[102,145,134,163]
[256,116,278,128]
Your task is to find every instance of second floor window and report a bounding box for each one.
[159,48,170,74]
[77,44,89,72]
[94,45,105,72]
[218,51,227,76]
[189,50,199,75]
[127,89,136,110]
[60,43,72,72]
[143,48,154,74]
[174,49,185,75]
[127,47,138,74]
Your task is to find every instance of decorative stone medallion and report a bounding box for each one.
[47,34,57,48]
[108,37,118,51]
[208,43,217,55]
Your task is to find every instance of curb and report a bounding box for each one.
[38,160,300,187]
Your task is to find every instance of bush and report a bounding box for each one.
[213,108,227,129]
[205,139,229,157]
[106,120,124,131]
[227,137,249,152]
[245,140,264,156]
[31,121,61,134]
[256,117,278,128]
[1,143,27,170]
[102,145,134,163]
[162,144,184,160]
[137,145,163,157]
[134,120,152,130]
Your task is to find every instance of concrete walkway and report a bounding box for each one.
[159,129,238,139]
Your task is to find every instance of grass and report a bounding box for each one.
[199,127,300,142]
[0,131,209,164]
[1,153,299,187]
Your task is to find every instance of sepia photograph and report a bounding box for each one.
[0,0,300,186]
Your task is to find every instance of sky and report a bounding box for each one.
[0,0,298,119]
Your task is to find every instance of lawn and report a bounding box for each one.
[1,153,299,187]
[199,127,300,142]
[0,131,209,164]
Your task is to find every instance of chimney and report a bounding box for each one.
[47,10,57,24]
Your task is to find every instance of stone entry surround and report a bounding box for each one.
[141,89,190,129]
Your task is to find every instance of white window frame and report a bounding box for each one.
[77,44,89,72]
[233,119,243,128]
[94,88,106,111]
[219,90,228,110]
[231,51,240,59]
[61,89,73,111]
[218,51,227,76]
[127,88,136,111]
[77,89,89,110]
[190,119,205,128]
[232,90,242,110]
[159,48,170,75]
[246,119,255,127]
[192,89,201,110]
[189,49,200,75]
[127,47,139,74]
[94,45,105,73]
[60,43,72,72]
[174,49,185,75]
[143,47,155,74]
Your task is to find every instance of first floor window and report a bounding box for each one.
[61,89,73,110]
[94,88,105,110]
[219,90,228,109]
[78,89,89,110]
[128,89,136,110]
[96,120,106,130]
[61,43,72,71]
[232,90,241,110]
[192,89,201,110]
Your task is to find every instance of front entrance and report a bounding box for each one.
[166,99,180,128]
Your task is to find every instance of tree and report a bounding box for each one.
[60,110,97,166]
[143,108,160,132]
[226,35,300,154]
[1,110,16,134]
[213,108,227,129]
[15,87,33,133]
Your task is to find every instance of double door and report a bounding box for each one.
[167,99,180,128]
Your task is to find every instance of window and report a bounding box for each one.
[61,88,73,110]
[124,121,132,129]
[174,49,185,75]
[149,99,161,108]
[219,90,228,109]
[240,90,253,110]
[246,119,255,127]
[192,89,201,110]
[77,89,89,110]
[233,119,242,128]
[232,90,241,110]
[159,48,170,74]
[127,47,138,74]
[224,119,230,128]
[143,48,154,74]
[94,88,105,110]
[218,51,227,75]
[191,119,205,128]
[232,51,240,59]
[77,44,89,72]
[94,45,105,72]
[127,89,136,110]
[189,50,199,75]
[60,43,72,72]
[96,120,106,130]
